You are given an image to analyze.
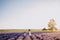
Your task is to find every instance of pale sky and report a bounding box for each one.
[0,0,60,29]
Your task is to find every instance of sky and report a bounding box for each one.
[0,0,60,29]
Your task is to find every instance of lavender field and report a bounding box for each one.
[0,32,60,40]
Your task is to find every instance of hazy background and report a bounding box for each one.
[0,0,60,29]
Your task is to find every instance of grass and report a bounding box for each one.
[0,29,60,33]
